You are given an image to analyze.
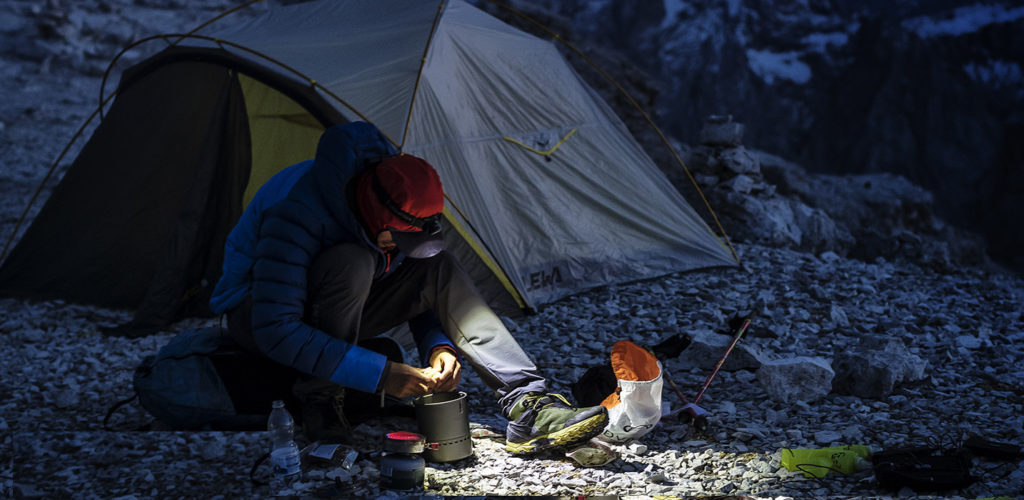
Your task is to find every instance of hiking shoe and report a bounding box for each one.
[505,392,608,455]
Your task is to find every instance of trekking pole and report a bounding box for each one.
[664,366,710,431]
[651,332,710,430]
[662,368,690,406]
[671,312,755,431]
[657,313,755,431]
[649,333,694,407]
[691,311,755,405]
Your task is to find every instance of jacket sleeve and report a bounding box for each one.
[249,203,387,394]
[209,208,259,314]
[408,310,457,366]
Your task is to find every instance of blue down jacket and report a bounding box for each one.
[209,122,453,393]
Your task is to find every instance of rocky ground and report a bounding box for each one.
[3,243,1023,498]
[2,1,1023,499]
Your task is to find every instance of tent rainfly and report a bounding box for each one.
[0,0,738,335]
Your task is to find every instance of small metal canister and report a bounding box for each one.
[380,431,426,491]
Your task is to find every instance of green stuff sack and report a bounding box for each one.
[781,445,872,478]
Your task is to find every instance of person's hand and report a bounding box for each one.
[383,362,438,398]
[428,348,461,393]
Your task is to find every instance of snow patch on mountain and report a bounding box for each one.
[963,59,1024,97]
[902,3,1024,38]
[658,10,728,66]
[777,10,837,29]
[746,49,811,84]
[800,31,849,53]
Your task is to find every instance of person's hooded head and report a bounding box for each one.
[355,155,445,258]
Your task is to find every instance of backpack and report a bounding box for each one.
[107,326,298,431]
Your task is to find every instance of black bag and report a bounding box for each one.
[111,326,298,431]
[872,446,976,492]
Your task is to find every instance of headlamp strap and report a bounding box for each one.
[371,166,441,233]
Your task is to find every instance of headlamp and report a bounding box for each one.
[390,216,444,258]
[371,166,445,258]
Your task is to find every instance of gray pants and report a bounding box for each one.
[228,244,546,416]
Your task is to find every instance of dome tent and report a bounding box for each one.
[0,0,737,336]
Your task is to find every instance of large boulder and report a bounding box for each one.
[699,115,745,147]
[831,338,928,399]
[757,356,835,404]
[685,120,856,255]
[714,191,853,254]
[756,151,938,237]
[755,149,991,269]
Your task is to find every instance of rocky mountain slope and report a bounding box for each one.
[1,0,1022,498]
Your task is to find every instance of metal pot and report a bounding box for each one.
[414,391,473,462]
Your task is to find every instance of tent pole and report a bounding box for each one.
[175,0,267,44]
[398,0,448,151]
[99,0,268,122]
[96,32,401,149]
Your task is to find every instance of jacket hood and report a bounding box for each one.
[307,122,397,233]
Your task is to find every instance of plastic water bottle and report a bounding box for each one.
[268,400,302,490]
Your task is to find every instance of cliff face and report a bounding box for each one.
[498,0,1024,273]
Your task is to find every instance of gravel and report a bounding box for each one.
[2,0,1023,498]
[4,244,1022,498]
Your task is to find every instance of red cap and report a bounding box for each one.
[357,155,444,236]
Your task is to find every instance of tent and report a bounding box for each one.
[0,0,738,335]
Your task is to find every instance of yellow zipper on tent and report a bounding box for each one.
[442,205,528,310]
[503,128,577,157]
